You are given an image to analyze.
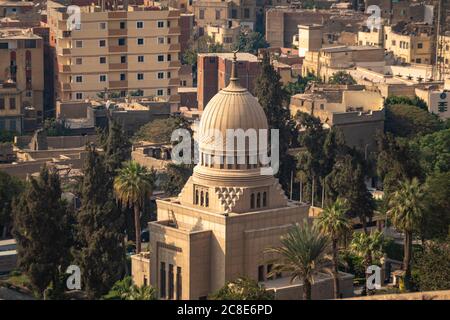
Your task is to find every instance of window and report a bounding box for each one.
[137,38,144,45]
[9,97,16,109]
[167,71,171,78]
[416,58,422,63]
[99,75,107,82]
[137,73,144,80]
[24,40,36,48]
[199,9,204,20]
[157,89,164,96]
[215,10,221,20]
[167,37,171,44]
[75,57,82,65]
[119,21,126,29]
[205,192,209,207]
[158,55,164,62]
[257,193,261,208]
[250,193,255,209]
[99,22,106,29]
[258,265,264,282]
[158,37,164,44]
[120,55,126,63]
[75,75,83,83]
[138,55,144,62]
[157,21,164,28]
[176,267,182,300]
[75,40,83,48]
[195,190,199,205]
[0,42,8,49]
[167,54,172,61]
[136,21,143,29]
[75,92,82,100]
[118,38,126,46]
[9,120,16,131]
[231,9,237,19]
[391,40,396,46]
[157,72,164,79]
[99,39,106,47]
[244,8,250,19]
[120,73,126,81]
[263,192,267,207]
[168,264,174,300]
[417,43,423,49]
[99,56,106,64]
[160,262,166,298]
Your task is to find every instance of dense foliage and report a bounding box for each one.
[209,277,274,300]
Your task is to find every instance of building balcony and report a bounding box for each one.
[62,83,71,91]
[62,48,71,55]
[109,80,128,89]
[109,63,128,70]
[58,64,71,72]
[109,45,128,53]
[108,29,127,36]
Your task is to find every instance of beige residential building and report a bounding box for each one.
[131,55,354,300]
[0,28,44,133]
[205,23,240,51]
[384,24,434,64]
[47,1,181,107]
[357,27,383,47]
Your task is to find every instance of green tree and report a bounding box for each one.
[232,31,268,54]
[0,130,17,143]
[387,178,425,290]
[328,71,356,85]
[0,171,24,238]
[255,52,298,190]
[413,240,450,291]
[316,198,351,298]
[114,161,155,254]
[132,116,191,145]
[384,96,428,111]
[104,120,131,175]
[209,277,274,300]
[283,73,321,96]
[104,276,157,300]
[43,118,71,136]
[12,166,72,296]
[385,104,443,138]
[350,231,384,295]
[75,147,125,298]
[266,220,330,300]
[161,163,193,196]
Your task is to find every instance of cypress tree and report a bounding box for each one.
[104,120,131,175]
[255,52,298,189]
[12,166,72,296]
[75,147,125,298]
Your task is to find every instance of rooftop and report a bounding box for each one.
[198,52,259,62]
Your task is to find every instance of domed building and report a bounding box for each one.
[132,54,354,300]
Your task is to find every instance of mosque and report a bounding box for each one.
[131,53,354,300]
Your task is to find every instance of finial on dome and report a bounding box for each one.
[230,49,239,82]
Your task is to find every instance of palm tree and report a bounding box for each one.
[114,161,155,253]
[266,219,330,300]
[387,177,424,289]
[350,230,383,295]
[316,198,351,299]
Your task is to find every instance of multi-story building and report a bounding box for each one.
[0,28,44,133]
[47,1,181,109]
[357,27,383,47]
[131,56,354,300]
[197,52,260,110]
[192,0,258,31]
[205,23,240,51]
[0,0,41,28]
[384,23,435,65]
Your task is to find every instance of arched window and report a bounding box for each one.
[205,192,209,207]
[195,190,199,205]
[250,193,255,209]
[263,192,267,207]
[257,193,261,208]
[200,191,204,206]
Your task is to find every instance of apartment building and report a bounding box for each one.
[47,1,181,108]
[0,28,44,133]
[384,23,435,64]
[205,23,240,51]
[0,0,41,28]
[197,52,260,110]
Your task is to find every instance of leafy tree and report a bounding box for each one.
[255,52,298,189]
[12,166,72,296]
[0,171,24,238]
[161,163,193,196]
[43,118,71,136]
[328,72,356,85]
[385,104,443,138]
[316,198,351,298]
[422,172,450,240]
[232,31,268,54]
[326,154,375,232]
[209,277,274,300]
[384,96,428,111]
[114,161,155,254]
[132,115,191,145]
[412,240,450,291]
[104,276,157,300]
[266,220,330,300]
[387,178,425,290]
[75,147,125,298]
[350,231,384,295]
[0,130,17,143]
[283,73,321,96]
[104,120,131,175]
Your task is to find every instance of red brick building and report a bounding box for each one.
[197,52,260,110]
